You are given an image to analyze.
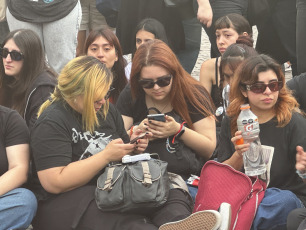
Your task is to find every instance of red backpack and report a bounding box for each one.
[194,161,266,230]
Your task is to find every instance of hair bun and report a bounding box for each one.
[236,36,253,47]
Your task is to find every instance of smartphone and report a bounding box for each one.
[147,114,166,122]
[130,133,146,144]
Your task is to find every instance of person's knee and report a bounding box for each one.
[287,208,306,230]
[14,188,37,216]
[278,189,302,210]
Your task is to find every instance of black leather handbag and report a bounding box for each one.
[95,158,170,213]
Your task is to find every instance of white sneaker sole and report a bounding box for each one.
[159,210,221,230]
[219,202,232,230]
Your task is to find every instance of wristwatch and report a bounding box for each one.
[176,125,185,139]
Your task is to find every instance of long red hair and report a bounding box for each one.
[227,54,299,136]
[130,39,214,129]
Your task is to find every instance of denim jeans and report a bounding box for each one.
[251,188,304,230]
[296,0,306,74]
[6,1,82,74]
[187,184,198,202]
[0,188,37,230]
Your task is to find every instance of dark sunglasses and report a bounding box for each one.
[139,75,172,89]
[104,86,115,100]
[246,81,283,94]
[0,47,24,61]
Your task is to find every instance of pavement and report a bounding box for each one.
[191,26,293,82]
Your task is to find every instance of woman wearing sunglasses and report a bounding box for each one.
[216,54,306,229]
[30,56,193,230]
[116,39,216,198]
[84,28,127,104]
[0,29,57,128]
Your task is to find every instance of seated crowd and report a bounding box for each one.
[1,11,306,230]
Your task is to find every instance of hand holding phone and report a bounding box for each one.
[130,133,146,144]
[147,114,166,122]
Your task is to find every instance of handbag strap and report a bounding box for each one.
[103,167,115,191]
[141,161,152,185]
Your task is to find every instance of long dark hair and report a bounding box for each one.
[84,29,128,103]
[0,29,56,116]
[131,18,170,57]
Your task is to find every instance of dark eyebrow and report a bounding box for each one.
[256,79,278,84]
[140,74,171,81]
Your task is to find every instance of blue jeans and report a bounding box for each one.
[187,184,198,202]
[251,188,304,230]
[0,188,37,230]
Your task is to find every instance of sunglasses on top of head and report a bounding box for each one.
[139,75,172,89]
[0,47,24,61]
[246,81,283,94]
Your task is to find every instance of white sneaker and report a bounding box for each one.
[218,202,232,230]
[159,210,221,230]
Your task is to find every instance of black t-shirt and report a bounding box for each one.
[31,101,129,200]
[217,113,306,206]
[116,84,211,178]
[0,106,29,176]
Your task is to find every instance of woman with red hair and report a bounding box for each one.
[116,39,216,198]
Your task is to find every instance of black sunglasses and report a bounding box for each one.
[139,75,172,89]
[246,81,283,94]
[0,47,24,61]
[104,86,115,100]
